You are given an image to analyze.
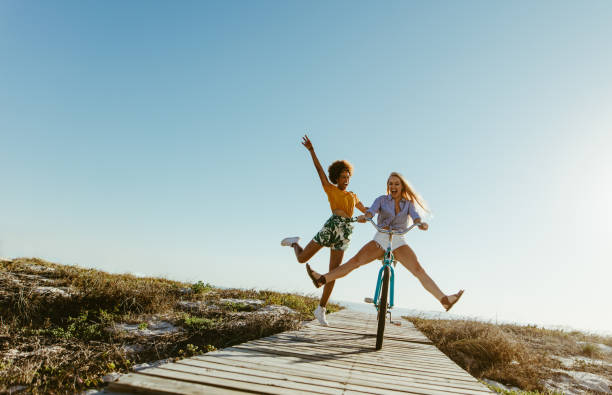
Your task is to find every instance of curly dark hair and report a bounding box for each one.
[328,160,354,184]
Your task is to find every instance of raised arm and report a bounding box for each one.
[302,135,331,189]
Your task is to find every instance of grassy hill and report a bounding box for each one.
[2,257,610,394]
[405,317,612,394]
[0,258,341,394]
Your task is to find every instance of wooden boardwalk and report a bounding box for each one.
[109,310,493,394]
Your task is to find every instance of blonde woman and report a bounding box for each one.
[306,172,464,312]
[281,135,368,325]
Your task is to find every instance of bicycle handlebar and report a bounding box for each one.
[350,217,422,235]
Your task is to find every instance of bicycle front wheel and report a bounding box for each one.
[375,265,390,350]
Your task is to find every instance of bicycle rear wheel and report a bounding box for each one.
[375,266,390,350]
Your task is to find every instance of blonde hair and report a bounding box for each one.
[387,172,429,213]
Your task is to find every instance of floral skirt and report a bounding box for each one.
[313,215,354,251]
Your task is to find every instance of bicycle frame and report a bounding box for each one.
[363,218,421,312]
[373,245,396,309]
[351,215,423,349]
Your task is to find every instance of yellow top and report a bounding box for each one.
[324,184,359,217]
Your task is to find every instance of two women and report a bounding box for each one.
[281,135,368,325]
[306,172,464,313]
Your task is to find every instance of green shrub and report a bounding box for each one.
[178,343,203,357]
[580,343,600,358]
[223,301,254,312]
[181,314,217,332]
[191,281,214,294]
[66,311,104,340]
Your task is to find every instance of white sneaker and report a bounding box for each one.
[280,236,300,247]
[313,305,329,326]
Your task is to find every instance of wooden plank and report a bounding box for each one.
[235,344,467,377]
[133,366,333,395]
[270,326,430,342]
[267,333,434,354]
[203,355,492,395]
[256,332,443,358]
[247,336,458,367]
[202,349,461,383]
[111,310,493,394]
[300,326,434,344]
[185,356,493,395]
[177,359,355,391]
[232,342,474,380]
[223,347,490,393]
[156,363,342,394]
[206,349,481,388]
[164,362,345,393]
[299,320,434,343]
[247,332,440,354]
[175,359,456,395]
[108,373,248,395]
[226,338,450,362]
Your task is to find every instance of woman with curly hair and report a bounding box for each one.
[281,135,368,325]
[306,172,464,312]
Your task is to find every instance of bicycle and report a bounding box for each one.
[361,217,422,350]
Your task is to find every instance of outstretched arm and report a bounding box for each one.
[357,196,382,222]
[302,135,330,189]
[356,202,368,214]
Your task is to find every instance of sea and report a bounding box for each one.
[331,299,612,336]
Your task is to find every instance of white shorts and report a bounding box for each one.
[373,231,407,252]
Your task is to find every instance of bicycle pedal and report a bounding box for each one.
[363,297,374,303]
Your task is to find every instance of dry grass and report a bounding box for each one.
[406,316,548,391]
[215,288,342,317]
[1,257,189,324]
[405,316,612,394]
[0,257,342,394]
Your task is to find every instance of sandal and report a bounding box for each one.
[441,290,464,312]
[306,264,326,288]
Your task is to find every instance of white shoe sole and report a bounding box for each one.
[280,237,300,247]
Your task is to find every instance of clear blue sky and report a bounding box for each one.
[1,1,610,333]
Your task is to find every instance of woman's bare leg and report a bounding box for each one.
[318,249,344,307]
[293,240,323,263]
[316,241,383,284]
[393,244,462,307]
